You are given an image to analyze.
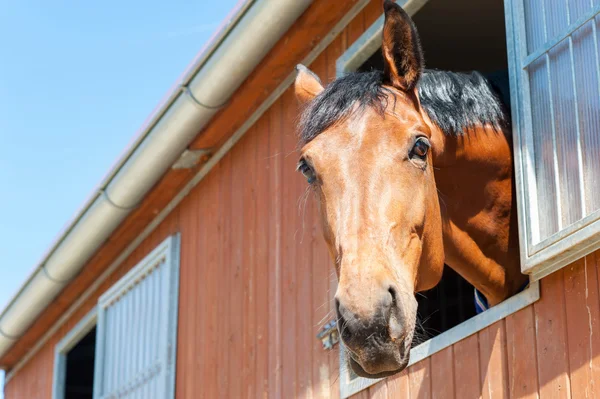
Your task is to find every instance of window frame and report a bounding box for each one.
[52,307,97,399]
[505,0,600,280]
[336,3,540,397]
[92,234,181,399]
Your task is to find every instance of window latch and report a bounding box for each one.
[316,319,339,350]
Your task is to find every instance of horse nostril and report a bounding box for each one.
[335,298,353,341]
[335,298,342,319]
[388,286,398,306]
[387,286,405,341]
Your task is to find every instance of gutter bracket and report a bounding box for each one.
[172,149,213,170]
[181,86,229,110]
[0,327,19,341]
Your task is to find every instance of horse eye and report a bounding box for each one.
[297,160,316,184]
[411,137,430,160]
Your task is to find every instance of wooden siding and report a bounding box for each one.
[5,2,600,399]
[0,0,364,369]
[345,251,600,399]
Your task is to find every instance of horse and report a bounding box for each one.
[293,0,528,379]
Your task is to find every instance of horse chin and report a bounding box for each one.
[348,354,408,379]
[345,342,410,379]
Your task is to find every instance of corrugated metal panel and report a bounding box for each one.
[520,0,600,243]
[93,236,180,399]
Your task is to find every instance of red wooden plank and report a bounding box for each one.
[352,389,370,399]
[387,369,410,398]
[217,154,233,398]
[564,254,600,398]
[242,126,258,397]
[178,189,200,399]
[478,321,509,399]
[369,379,389,398]
[409,357,431,399]
[228,139,246,399]
[347,3,365,45]
[363,0,383,29]
[203,168,222,397]
[533,270,571,399]
[254,113,271,398]
[267,99,284,399]
[174,196,188,398]
[430,346,454,399]
[281,88,299,398]
[194,169,209,393]
[453,334,481,398]
[505,306,539,398]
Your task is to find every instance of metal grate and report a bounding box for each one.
[93,236,180,399]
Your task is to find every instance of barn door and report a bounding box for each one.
[93,235,180,399]
[505,0,600,279]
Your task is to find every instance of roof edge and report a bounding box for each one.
[0,0,312,362]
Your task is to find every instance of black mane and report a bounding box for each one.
[299,69,509,145]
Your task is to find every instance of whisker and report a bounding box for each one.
[263,151,283,160]
[285,148,298,158]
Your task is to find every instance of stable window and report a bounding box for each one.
[52,235,180,399]
[505,0,600,279]
[52,309,97,399]
[93,235,180,399]
[336,0,541,397]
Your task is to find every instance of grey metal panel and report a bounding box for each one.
[523,4,600,66]
[93,235,180,399]
[506,0,600,277]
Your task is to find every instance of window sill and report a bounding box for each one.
[339,280,540,399]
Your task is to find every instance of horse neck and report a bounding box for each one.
[433,124,528,306]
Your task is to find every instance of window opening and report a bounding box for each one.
[64,327,96,399]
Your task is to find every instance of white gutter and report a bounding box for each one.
[0,0,312,360]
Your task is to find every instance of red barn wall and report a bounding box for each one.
[349,252,600,399]
[5,2,600,398]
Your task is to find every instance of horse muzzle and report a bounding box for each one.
[335,283,417,378]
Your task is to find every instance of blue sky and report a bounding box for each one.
[0,0,238,394]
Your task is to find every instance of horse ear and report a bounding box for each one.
[381,0,424,91]
[294,64,324,104]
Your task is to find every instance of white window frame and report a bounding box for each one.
[505,0,600,280]
[336,3,540,398]
[52,235,181,399]
[93,234,180,399]
[52,307,98,399]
